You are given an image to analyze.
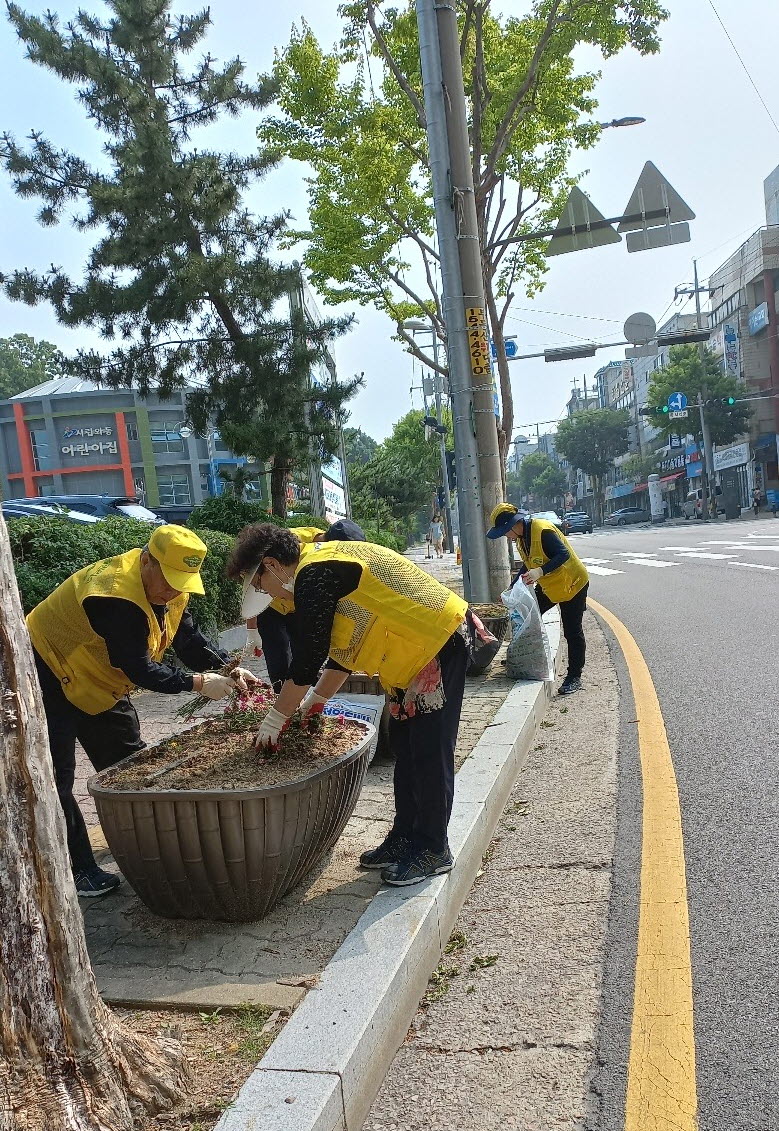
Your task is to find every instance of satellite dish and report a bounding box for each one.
[623,312,657,345]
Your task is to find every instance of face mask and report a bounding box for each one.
[241,565,273,619]
[269,565,295,595]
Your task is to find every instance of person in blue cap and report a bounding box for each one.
[486,503,589,696]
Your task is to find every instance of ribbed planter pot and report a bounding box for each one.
[467,605,509,676]
[88,722,375,922]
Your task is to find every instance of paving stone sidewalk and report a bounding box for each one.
[79,549,518,1013]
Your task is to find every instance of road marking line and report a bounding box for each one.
[729,561,779,571]
[674,551,736,559]
[581,557,614,565]
[589,598,697,1131]
[584,564,624,576]
[615,552,657,557]
[622,558,679,568]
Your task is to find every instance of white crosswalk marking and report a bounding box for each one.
[675,551,737,559]
[615,551,657,557]
[584,564,625,576]
[622,558,679,567]
[581,557,615,565]
[729,561,779,571]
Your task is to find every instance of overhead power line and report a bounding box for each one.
[706,0,779,136]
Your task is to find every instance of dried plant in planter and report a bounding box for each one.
[174,652,245,722]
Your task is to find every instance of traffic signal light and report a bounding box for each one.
[445,450,457,489]
[638,404,670,416]
[704,396,737,408]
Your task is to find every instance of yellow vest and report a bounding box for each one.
[269,527,323,615]
[295,541,467,690]
[27,548,189,715]
[516,518,589,604]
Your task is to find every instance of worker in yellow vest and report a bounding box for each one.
[487,503,589,696]
[245,518,366,688]
[27,525,256,897]
[228,523,469,887]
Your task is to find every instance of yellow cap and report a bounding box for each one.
[148,525,208,595]
[489,502,519,527]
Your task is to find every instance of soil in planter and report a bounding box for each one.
[102,687,366,791]
[470,602,508,619]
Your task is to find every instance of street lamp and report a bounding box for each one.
[598,116,646,129]
[401,318,456,555]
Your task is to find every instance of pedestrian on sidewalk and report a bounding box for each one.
[248,519,366,689]
[486,503,590,696]
[428,515,444,558]
[752,487,762,517]
[228,524,469,887]
[26,526,258,897]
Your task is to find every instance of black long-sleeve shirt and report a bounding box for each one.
[513,518,570,581]
[83,598,229,694]
[287,561,362,687]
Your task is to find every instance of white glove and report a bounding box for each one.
[522,567,544,585]
[230,666,257,690]
[198,672,235,701]
[254,706,290,750]
[246,627,263,656]
[300,689,329,721]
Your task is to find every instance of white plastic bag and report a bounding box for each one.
[501,579,554,682]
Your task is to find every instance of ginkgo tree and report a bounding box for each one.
[261,0,667,460]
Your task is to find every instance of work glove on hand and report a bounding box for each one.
[300,689,329,722]
[198,672,235,701]
[254,706,290,751]
[230,667,258,691]
[522,567,544,585]
[246,627,263,657]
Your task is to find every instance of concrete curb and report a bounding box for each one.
[215,612,562,1131]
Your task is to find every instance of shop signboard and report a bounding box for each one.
[748,302,769,335]
[713,441,750,472]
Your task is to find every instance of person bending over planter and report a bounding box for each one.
[26,524,257,898]
[486,502,590,696]
[245,518,367,689]
[228,523,469,887]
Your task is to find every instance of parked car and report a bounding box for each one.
[2,501,100,525]
[531,510,565,532]
[606,506,649,526]
[11,494,163,524]
[563,511,593,535]
[682,487,724,519]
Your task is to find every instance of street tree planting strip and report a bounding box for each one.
[215,613,562,1131]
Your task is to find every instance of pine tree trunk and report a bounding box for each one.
[0,516,189,1131]
[270,460,289,518]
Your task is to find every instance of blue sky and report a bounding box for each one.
[1,0,777,441]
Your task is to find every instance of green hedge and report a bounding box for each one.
[187,495,327,538]
[6,515,240,636]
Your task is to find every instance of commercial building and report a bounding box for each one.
[506,434,537,474]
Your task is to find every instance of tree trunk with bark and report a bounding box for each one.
[0,516,189,1131]
[270,459,290,518]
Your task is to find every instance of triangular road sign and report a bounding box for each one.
[619,162,695,232]
[546,186,622,256]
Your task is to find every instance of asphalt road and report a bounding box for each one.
[575,517,779,1131]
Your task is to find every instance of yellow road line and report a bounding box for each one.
[589,598,697,1131]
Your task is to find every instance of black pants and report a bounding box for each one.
[257,607,296,690]
[34,652,145,874]
[388,631,468,856]
[536,582,588,679]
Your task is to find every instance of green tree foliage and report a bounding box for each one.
[349,409,451,540]
[518,451,567,507]
[186,494,326,538]
[555,408,631,520]
[217,463,264,501]
[0,1,359,516]
[0,333,63,399]
[260,0,666,454]
[646,345,750,446]
[343,426,379,466]
[619,449,663,482]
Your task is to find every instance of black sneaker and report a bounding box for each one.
[75,866,121,897]
[558,676,582,696]
[359,833,412,871]
[382,846,454,886]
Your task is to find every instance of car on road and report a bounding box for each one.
[563,511,593,535]
[531,510,565,532]
[10,494,163,524]
[2,501,100,525]
[605,506,649,526]
[682,487,725,519]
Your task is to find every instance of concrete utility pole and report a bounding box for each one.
[679,260,716,520]
[415,0,508,601]
[430,329,457,555]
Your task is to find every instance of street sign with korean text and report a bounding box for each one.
[669,410,689,420]
[668,392,688,411]
[490,339,518,360]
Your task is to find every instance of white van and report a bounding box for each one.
[683,487,723,519]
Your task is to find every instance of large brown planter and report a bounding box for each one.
[88,722,375,922]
